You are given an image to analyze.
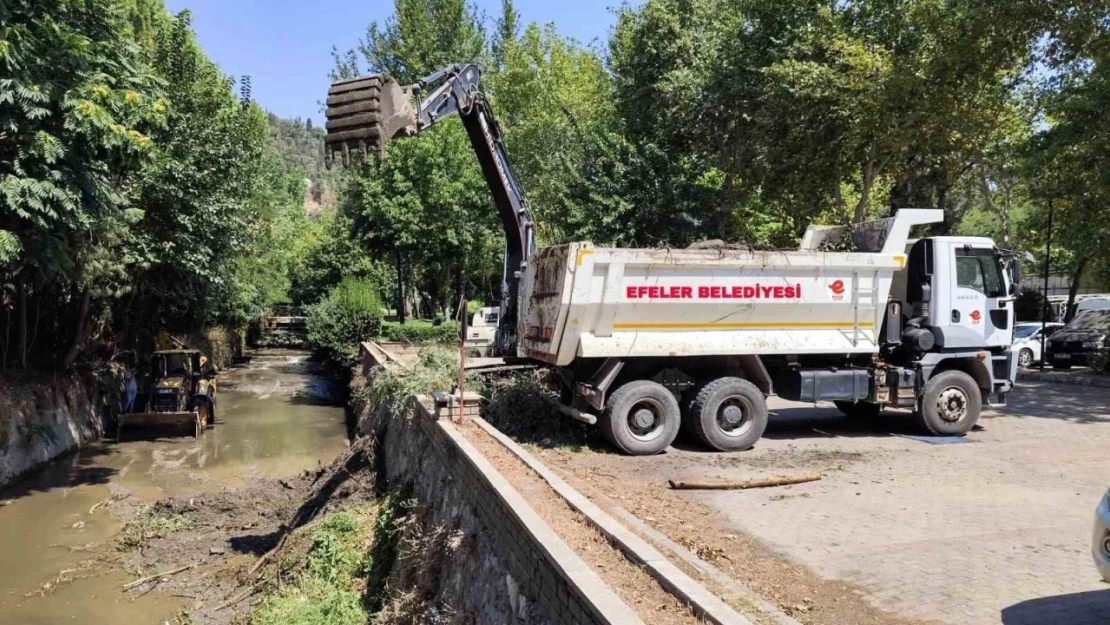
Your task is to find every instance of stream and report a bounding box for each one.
[0,349,349,625]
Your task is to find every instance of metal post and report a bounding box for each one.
[1039,198,1053,371]
[456,298,468,423]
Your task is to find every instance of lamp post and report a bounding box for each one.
[1039,197,1054,371]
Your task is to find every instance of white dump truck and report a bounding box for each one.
[326,64,1021,455]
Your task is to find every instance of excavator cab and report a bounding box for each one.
[325,73,418,165]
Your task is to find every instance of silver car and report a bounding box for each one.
[1093,487,1110,581]
[1013,322,1063,367]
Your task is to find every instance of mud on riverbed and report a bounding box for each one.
[107,436,377,625]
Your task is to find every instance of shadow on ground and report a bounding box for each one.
[1001,588,1110,625]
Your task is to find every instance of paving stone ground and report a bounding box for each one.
[680,382,1110,625]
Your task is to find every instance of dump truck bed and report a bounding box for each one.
[517,211,942,367]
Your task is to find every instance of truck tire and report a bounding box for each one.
[915,370,981,435]
[833,400,882,420]
[687,377,768,452]
[601,380,681,456]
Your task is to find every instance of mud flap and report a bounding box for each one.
[325,73,417,165]
[117,411,202,440]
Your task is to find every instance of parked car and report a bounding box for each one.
[1046,309,1110,370]
[1093,487,1110,581]
[1012,322,1064,367]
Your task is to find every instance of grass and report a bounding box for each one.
[253,507,376,625]
[379,319,460,344]
[116,504,199,551]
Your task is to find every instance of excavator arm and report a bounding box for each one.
[325,64,534,354]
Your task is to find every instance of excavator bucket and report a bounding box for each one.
[325,73,417,166]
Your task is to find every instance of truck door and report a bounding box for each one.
[950,246,1011,348]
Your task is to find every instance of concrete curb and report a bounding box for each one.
[1018,370,1110,389]
[434,418,646,625]
[471,417,755,625]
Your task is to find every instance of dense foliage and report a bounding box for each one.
[305,278,384,364]
[4,0,1109,372]
[0,0,325,369]
[331,0,1110,320]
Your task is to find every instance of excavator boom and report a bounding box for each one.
[325,64,534,354]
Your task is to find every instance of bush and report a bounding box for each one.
[380,319,459,344]
[306,279,383,364]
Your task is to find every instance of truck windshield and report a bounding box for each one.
[1066,310,1110,331]
[955,249,1005,298]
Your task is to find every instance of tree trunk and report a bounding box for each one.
[17,279,27,369]
[395,249,406,325]
[1064,256,1090,323]
[61,290,91,370]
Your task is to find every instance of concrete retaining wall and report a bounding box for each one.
[0,369,117,488]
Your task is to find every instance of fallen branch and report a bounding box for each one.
[212,581,262,611]
[89,497,112,514]
[120,563,195,591]
[668,473,822,491]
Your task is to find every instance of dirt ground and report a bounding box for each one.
[491,422,931,625]
[498,382,1110,625]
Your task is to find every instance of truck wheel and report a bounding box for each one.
[833,400,882,420]
[687,377,768,452]
[915,370,981,436]
[601,380,681,456]
[1018,349,1034,367]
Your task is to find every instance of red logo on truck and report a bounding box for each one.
[970,309,981,325]
[829,279,845,301]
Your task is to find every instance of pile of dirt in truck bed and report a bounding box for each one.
[111,436,377,625]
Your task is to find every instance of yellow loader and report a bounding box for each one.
[118,349,217,439]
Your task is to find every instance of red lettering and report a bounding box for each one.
[698,286,710,298]
[626,286,637,299]
[784,286,795,298]
[648,286,659,298]
[681,286,693,298]
[741,286,753,298]
[773,286,784,298]
[761,286,773,298]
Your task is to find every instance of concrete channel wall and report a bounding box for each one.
[0,371,113,488]
[357,341,642,625]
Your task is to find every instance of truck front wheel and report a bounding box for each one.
[687,377,768,452]
[916,370,982,435]
[601,380,681,456]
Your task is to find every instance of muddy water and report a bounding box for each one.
[0,350,349,625]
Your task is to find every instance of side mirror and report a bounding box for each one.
[920,283,932,304]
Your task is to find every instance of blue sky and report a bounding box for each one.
[164,0,620,125]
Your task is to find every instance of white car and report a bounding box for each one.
[1012,322,1064,367]
[1094,487,1110,581]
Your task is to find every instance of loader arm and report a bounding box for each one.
[325,64,534,354]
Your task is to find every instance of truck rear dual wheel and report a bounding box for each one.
[601,380,681,456]
[915,370,982,436]
[686,377,768,452]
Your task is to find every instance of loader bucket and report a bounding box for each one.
[117,411,203,440]
[325,73,417,166]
